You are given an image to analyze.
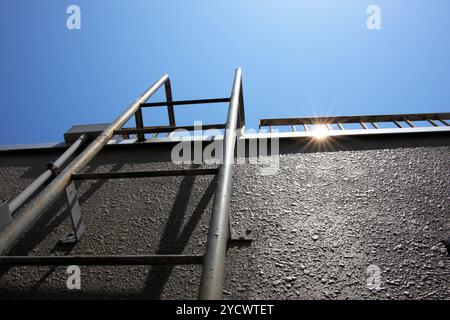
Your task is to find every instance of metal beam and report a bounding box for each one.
[0,254,203,266]
[198,68,242,300]
[244,126,450,141]
[393,121,403,128]
[404,119,415,127]
[134,108,145,141]
[164,79,176,126]
[237,79,246,128]
[0,75,170,256]
[428,119,439,127]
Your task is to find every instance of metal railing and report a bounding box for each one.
[0,134,87,232]
[0,68,246,300]
[259,112,450,133]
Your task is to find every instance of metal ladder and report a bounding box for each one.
[259,112,450,133]
[0,68,248,299]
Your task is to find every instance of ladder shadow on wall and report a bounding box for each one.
[143,172,218,299]
[0,161,126,287]
[0,162,217,299]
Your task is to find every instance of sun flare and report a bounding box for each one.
[311,125,329,140]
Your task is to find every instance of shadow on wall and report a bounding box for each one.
[0,157,217,298]
[144,173,217,298]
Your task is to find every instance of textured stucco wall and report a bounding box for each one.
[0,133,449,299]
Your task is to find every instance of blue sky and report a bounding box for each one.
[0,1,449,144]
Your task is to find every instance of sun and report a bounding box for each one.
[311,125,329,140]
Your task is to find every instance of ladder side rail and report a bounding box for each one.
[198,68,242,300]
[0,75,170,255]
[164,79,176,126]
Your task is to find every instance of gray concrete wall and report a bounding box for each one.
[0,133,449,299]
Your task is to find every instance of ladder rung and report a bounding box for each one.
[140,97,230,107]
[0,254,203,266]
[115,123,225,135]
[72,168,219,180]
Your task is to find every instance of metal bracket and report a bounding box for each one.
[227,209,253,245]
[60,182,85,244]
[0,201,12,232]
[231,229,253,242]
[229,227,253,245]
[46,162,60,177]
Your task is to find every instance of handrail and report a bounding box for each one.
[0,75,171,255]
[8,134,87,216]
[198,67,243,299]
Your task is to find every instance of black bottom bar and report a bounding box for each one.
[0,254,204,266]
[139,97,230,107]
[72,168,219,180]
